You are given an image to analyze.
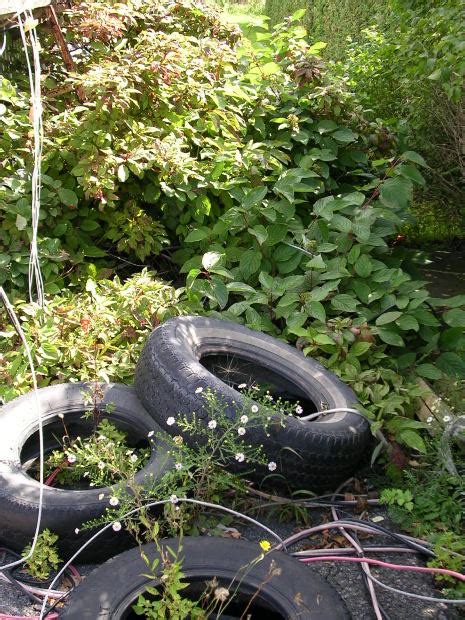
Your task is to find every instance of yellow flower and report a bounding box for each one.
[259,540,271,552]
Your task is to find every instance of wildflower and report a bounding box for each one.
[251,404,259,413]
[443,415,451,423]
[195,387,203,394]
[74,528,80,535]
[238,383,247,389]
[235,452,245,463]
[98,461,105,469]
[238,427,246,436]
[268,461,277,471]
[109,496,119,507]
[208,420,217,430]
[426,416,433,423]
[240,415,248,424]
[173,435,183,445]
[214,587,230,603]
[170,494,178,504]
[67,453,77,464]
[98,493,105,500]
[295,405,303,415]
[259,540,271,552]
[147,430,155,438]
[112,521,122,532]
[175,462,183,471]
[167,417,176,426]
[130,454,138,463]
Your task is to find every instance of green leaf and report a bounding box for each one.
[15,214,27,230]
[436,352,465,378]
[248,225,268,245]
[396,164,425,185]
[396,315,420,331]
[314,333,335,345]
[58,188,78,207]
[332,214,352,233]
[264,224,287,246]
[211,277,228,309]
[379,178,412,210]
[416,364,443,380]
[240,249,261,279]
[331,294,359,312]
[81,219,100,232]
[378,328,405,347]
[261,62,281,76]
[376,312,402,326]
[354,254,372,277]
[399,430,426,453]
[306,254,326,270]
[444,308,465,327]
[401,151,428,167]
[332,128,356,143]
[185,229,209,243]
[117,164,129,182]
[350,341,372,357]
[243,187,267,209]
[308,300,326,322]
[227,282,256,294]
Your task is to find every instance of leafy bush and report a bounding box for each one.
[0,270,193,402]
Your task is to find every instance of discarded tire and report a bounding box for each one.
[135,316,371,491]
[0,383,168,561]
[61,536,349,619]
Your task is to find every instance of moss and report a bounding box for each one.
[402,200,465,245]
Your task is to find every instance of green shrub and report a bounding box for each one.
[0,270,195,402]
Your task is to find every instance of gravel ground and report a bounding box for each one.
[0,505,462,619]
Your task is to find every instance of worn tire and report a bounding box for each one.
[0,383,169,562]
[61,536,349,619]
[135,316,371,491]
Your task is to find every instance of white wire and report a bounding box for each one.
[15,2,45,307]
[364,572,465,605]
[0,287,44,571]
[300,407,366,421]
[39,497,286,618]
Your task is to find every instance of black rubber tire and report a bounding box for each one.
[135,316,371,491]
[61,536,349,619]
[0,382,169,562]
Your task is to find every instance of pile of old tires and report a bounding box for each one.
[0,316,370,617]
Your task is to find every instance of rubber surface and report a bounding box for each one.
[135,316,371,491]
[0,383,169,562]
[61,536,349,619]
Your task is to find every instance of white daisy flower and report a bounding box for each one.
[109,496,119,507]
[175,463,183,471]
[443,415,451,423]
[268,461,277,471]
[170,494,178,504]
[238,427,246,436]
[98,493,105,500]
[238,383,247,389]
[67,454,77,464]
[195,387,203,394]
[235,453,245,463]
[112,521,122,532]
[130,454,138,463]
[426,416,433,423]
[98,461,105,470]
[240,415,248,424]
[167,417,176,426]
[74,528,80,535]
[251,404,259,413]
[147,430,155,438]
[295,405,303,415]
[208,420,217,430]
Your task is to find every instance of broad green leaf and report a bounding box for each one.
[15,214,27,230]
[240,249,261,279]
[308,300,326,322]
[211,277,229,309]
[185,229,209,242]
[378,328,405,347]
[399,429,426,453]
[332,128,356,143]
[248,225,268,245]
[331,294,359,312]
[306,254,325,270]
[80,219,99,232]
[264,224,287,246]
[416,364,442,380]
[396,315,420,331]
[436,352,465,378]
[58,187,78,207]
[243,187,267,209]
[350,341,372,357]
[401,151,428,167]
[376,312,402,326]
[226,282,256,294]
[379,177,412,210]
[314,333,335,345]
[354,254,372,277]
[444,308,465,327]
